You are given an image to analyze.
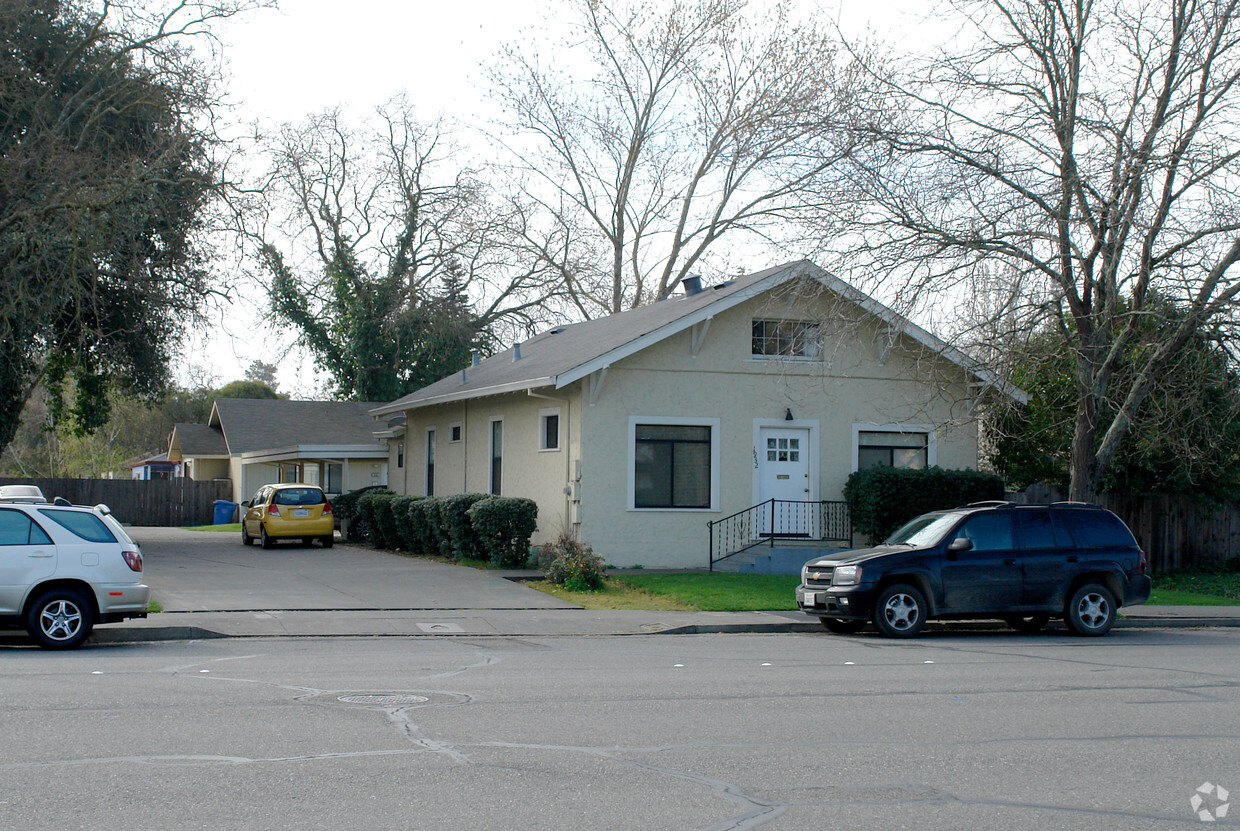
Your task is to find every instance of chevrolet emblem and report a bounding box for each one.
[812,571,822,580]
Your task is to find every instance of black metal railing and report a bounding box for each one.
[708,499,852,570]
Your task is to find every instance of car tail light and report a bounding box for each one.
[268,504,280,516]
[122,548,143,573]
[323,501,333,515]
[1138,550,1147,575]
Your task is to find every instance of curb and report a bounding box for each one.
[70,613,1240,644]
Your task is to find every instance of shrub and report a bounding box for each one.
[387,495,422,551]
[406,497,440,556]
[357,490,397,549]
[436,493,489,561]
[468,497,538,568]
[844,466,1005,542]
[332,491,365,542]
[538,533,605,591]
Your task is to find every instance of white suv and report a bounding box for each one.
[0,502,149,649]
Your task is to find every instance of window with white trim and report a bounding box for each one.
[489,419,503,495]
[425,429,435,496]
[752,319,820,359]
[449,422,462,443]
[857,431,928,470]
[539,408,561,451]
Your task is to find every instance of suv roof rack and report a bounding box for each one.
[963,500,1011,508]
[1049,501,1101,508]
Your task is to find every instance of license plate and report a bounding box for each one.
[293,508,310,517]
[803,591,818,606]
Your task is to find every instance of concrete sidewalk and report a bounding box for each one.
[82,604,1240,644]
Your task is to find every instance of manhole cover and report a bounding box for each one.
[337,694,430,706]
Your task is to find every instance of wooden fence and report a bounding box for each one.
[0,477,232,527]
[1012,484,1240,572]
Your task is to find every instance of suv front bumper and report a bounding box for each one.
[797,584,874,620]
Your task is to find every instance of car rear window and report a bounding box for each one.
[37,509,117,543]
[1061,510,1138,548]
[272,488,326,506]
[0,509,53,545]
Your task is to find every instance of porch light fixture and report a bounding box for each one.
[785,408,794,421]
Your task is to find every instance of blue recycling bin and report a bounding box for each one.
[213,500,238,525]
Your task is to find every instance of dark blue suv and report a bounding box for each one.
[796,502,1151,638]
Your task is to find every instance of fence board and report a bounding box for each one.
[1010,485,1240,572]
[0,477,232,527]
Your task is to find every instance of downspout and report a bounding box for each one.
[527,388,573,534]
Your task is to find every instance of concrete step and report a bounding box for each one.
[713,545,849,575]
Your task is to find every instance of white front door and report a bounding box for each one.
[758,427,813,535]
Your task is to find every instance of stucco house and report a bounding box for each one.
[127,451,182,480]
[370,261,1025,569]
[168,398,391,504]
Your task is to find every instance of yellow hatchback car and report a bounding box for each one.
[241,483,335,549]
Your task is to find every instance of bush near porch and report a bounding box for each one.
[353,490,538,568]
[845,466,1005,542]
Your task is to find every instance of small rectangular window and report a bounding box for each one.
[449,423,462,443]
[752,319,820,359]
[397,442,405,469]
[540,410,561,451]
[857,431,928,470]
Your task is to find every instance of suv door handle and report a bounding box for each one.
[28,550,54,558]
[1066,555,1079,563]
[1003,558,1017,566]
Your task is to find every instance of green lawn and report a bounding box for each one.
[183,522,241,532]
[526,570,1240,612]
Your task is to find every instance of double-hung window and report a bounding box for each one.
[631,420,717,510]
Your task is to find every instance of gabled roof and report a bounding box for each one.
[370,260,1026,417]
[208,399,388,455]
[170,423,229,457]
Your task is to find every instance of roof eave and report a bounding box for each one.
[371,378,557,416]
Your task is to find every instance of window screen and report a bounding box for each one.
[634,424,711,509]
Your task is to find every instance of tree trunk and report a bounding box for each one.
[1068,392,1099,503]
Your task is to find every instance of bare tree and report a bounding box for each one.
[829,0,1240,500]
[492,0,863,315]
[249,98,567,400]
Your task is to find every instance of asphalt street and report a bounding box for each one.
[1,629,1237,830]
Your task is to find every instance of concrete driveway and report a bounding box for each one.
[131,527,576,612]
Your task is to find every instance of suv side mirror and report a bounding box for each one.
[949,537,973,552]
[241,500,250,508]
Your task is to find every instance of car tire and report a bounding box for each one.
[260,526,274,549]
[1064,583,1116,637]
[873,583,927,638]
[321,535,334,549]
[1005,614,1050,634]
[821,617,866,634]
[27,588,94,650]
[241,523,253,546]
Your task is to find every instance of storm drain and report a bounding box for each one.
[337,694,430,706]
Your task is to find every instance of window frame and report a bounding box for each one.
[425,427,436,497]
[538,407,562,452]
[751,319,822,361]
[627,416,720,512]
[851,423,937,472]
[489,417,503,496]
[449,422,462,443]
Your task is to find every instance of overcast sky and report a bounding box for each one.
[186,0,932,397]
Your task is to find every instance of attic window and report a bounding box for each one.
[752,320,820,359]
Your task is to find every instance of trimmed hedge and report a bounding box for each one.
[468,497,538,567]
[389,495,423,551]
[357,490,397,548]
[437,493,490,561]
[844,466,1005,542]
[406,498,440,557]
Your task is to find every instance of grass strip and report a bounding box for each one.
[183,523,241,532]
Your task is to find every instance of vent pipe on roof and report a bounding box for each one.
[471,349,480,366]
[513,342,522,361]
[683,274,703,295]
[460,367,467,384]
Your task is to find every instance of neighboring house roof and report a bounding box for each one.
[171,423,229,457]
[371,260,1027,417]
[126,451,174,468]
[208,399,389,456]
